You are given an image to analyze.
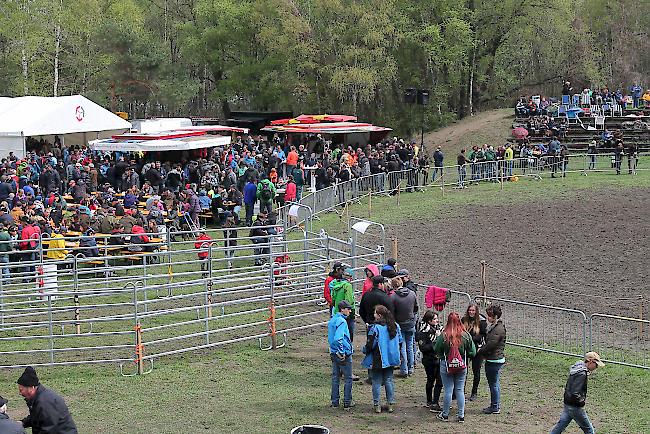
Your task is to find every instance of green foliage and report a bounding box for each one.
[0,0,646,133]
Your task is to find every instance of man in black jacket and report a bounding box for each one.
[550,352,604,434]
[359,275,394,325]
[17,366,78,434]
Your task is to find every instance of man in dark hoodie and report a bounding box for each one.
[550,352,604,434]
[393,277,418,377]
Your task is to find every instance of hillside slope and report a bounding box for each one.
[423,108,512,155]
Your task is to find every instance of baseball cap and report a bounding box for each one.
[338,300,353,311]
[585,352,605,367]
[332,261,344,271]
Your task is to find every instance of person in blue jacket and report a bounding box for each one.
[362,304,403,413]
[243,177,257,226]
[328,300,354,410]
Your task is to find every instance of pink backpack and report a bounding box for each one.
[446,345,466,374]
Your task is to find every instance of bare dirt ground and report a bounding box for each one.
[391,186,650,317]
[423,109,513,155]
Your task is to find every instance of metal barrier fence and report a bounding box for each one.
[589,314,649,369]
[0,227,384,372]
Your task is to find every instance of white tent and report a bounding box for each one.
[0,95,131,158]
[90,135,232,152]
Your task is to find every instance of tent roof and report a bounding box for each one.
[0,95,131,137]
[261,121,392,134]
[89,128,236,152]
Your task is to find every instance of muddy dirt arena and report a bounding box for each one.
[392,187,650,318]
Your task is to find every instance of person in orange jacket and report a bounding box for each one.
[195,230,213,276]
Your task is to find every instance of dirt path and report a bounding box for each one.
[424,109,512,155]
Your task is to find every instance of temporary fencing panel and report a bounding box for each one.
[589,314,649,369]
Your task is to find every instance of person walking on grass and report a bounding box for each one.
[476,304,507,414]
[550,352,605,434]
[328,300,354,410]
[433,312,476,423]
[361,305,403,414]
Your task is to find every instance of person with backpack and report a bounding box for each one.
[476,304,507,415]
[433,312,476,422]
[361,305,403,414]
[461,303,487,401]
[416,310,444,411]
[550,352,605,434]
[256,175,276,215]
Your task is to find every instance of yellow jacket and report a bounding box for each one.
[46,233,68,260]
[504,147,514,160]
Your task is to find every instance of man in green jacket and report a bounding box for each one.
[256,175,276,215]
[329,268,356,340]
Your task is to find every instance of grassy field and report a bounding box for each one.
[1,165,649,433]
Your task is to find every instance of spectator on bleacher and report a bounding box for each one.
[476,304,507,415]
[461,303,486,402]
[630,83,643,108]
[562,81,572,96]
[642,89,650,107]
[79,226,99,257]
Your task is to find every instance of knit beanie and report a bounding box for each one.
[17,366,39,387]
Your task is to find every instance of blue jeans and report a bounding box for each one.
[330,353,352,406]
[485,361,504,410]
[440,360,467,418]
[550,404,595,434]
[399,326,415,375]
[370,368,395,406]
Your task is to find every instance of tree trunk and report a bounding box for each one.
[21,47,29,95]
[53,24,61,96]
[468,46,475,116]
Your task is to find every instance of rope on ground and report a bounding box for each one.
[484,262,640,301]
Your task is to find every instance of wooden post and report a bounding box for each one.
[390,237,398,261]
[640,296,644,338]
[74,293,80,335]
[480,261,487,306]
[368,189,372,218]
[441,173,445,197]
[136,323,144,375]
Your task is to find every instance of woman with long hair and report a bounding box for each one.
[476,304,507,414]
[433,312,476,422]
[461,303,487,401]
[416,310,443,410]
[361,304,403,414]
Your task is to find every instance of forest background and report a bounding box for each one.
[0,0,647,137]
